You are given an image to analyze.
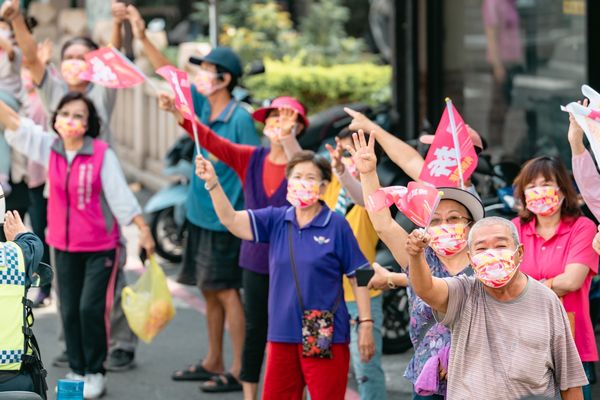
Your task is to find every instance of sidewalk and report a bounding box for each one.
[32,220,414,399]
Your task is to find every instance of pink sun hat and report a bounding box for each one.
[252,96,309,128]
[419,124,484,150]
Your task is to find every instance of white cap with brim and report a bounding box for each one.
[438,187,485,222]
[0,185,4,224]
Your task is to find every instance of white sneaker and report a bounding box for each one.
[83,373,106,399]
[65,371,85,381]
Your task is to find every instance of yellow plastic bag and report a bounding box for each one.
[121,255,176,343]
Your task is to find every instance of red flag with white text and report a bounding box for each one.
[156,66,196,121]
[80,47,146,88]
[419,100,478,188]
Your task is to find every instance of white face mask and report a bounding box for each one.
[0,29,11,40]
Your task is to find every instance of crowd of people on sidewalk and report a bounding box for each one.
[0,0,598,400]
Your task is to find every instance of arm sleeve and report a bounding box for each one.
[37,65,67,112]
[572,150,600,221]
[279,134,303,160]
[4,117,54,166]
[564,218,599,274]
[336,220,369,277]
[435,275,471,328]
[551,298,590,390]
[247,206,275,244]
[481,0,498,27]
[101,149,142,226]
[14,232,44,280]
[337,168,365,206]
[181,118,255,182]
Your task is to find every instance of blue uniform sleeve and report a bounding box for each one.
[248,206,276,244]
[13,232,44,280]
[336,219,369,277]
[234,112,260,146]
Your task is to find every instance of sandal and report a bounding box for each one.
[200,373,243,393]
[171,362,219,381]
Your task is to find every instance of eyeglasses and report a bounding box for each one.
[429,215,472,227]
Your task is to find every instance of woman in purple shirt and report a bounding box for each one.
[195,149,375,400]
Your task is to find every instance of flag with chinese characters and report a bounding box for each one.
[156,66,195,120]
[419,101,478,188]
[80,47,146,88]
[366,182,442,227]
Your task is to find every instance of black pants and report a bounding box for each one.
[55,249,117,375]
[239,269,269,383]
[28,184,50,295]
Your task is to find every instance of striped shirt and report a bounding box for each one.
[436,274,588,399]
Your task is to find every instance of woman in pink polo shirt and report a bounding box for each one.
[512,156,598,400]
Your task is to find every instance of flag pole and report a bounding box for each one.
[445,98,465,190]
[191,120,201,155]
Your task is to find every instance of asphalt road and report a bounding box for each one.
[31,221,415,400]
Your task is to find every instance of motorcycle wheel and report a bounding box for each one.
[382,287,413,354]
[150,207,187,263]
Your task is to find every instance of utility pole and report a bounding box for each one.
[208,0,219,47]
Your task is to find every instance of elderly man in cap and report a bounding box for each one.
[406,216,588,400]
[115,6,260,393]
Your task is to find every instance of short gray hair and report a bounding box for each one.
[467,216,520,250]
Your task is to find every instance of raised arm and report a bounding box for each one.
[569,103,600,221]
[347,130,409,268]
[346,107,423,181]
[276,108,303,160]
[111,0,127,50]
[195,155,253,241]
[127,5,171,70]
[406,230,449,313]
[325,136,364,205]
[1,0,45,84]
[158,93,254,180]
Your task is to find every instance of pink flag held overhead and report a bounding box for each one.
[419,99,478,189]
[156,66,196,121]
[80,47,146,89]
[367,182,443,228]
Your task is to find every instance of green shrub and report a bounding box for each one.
[245,60,391,114]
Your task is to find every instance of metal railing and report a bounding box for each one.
[110,79,183,191]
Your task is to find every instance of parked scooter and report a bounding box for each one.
[144,135,194,263]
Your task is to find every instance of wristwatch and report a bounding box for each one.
[387,275,397,290]
[204,181,218,192]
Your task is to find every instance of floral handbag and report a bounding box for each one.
[288,224,342,359]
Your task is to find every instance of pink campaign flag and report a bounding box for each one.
[156,66,195,121]
[367,182,443,228]
[80,47,146,88]
[419,99,478,189]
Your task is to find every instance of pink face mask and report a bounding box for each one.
[286,179,320,208]
[342,157,358,178]
[54,115,86,138]
[194,69,223,96]
[263,118,283,140]
[524,186,562,216]
[61,59,88,86]
[470,248,520,288]
[427,224,468,257]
